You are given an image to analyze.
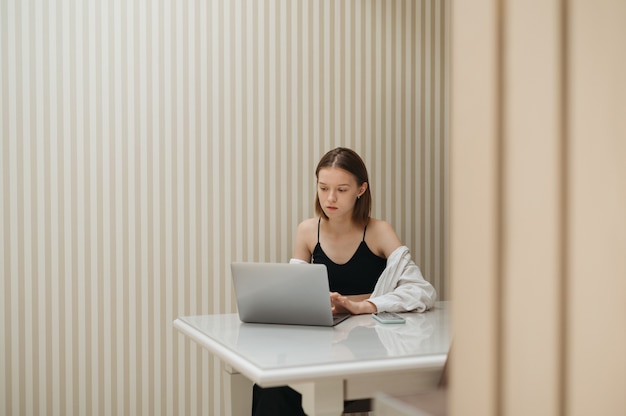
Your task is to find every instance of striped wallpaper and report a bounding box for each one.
[0,0,448,415]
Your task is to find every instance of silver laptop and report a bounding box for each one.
[230,262,350,327]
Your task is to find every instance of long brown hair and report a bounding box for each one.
[314,147,371,225]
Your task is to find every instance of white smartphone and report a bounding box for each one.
[372,312,406,324]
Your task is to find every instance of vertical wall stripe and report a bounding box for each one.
[4,0,13,413]
[0,1,448,414]
[30,1,40,413]
[29,0,38,402]
[0,2,7,415]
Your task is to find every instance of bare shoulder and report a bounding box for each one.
[293,217,319,260]
[296,217,319,237]
[366,218,402,258]
[367,218,398,236]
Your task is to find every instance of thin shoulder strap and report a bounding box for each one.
[317,217,321,243]
[362,225,367,241]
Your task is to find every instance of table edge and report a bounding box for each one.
[174,318,447,387]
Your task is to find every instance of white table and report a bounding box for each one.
[174,301,450,416]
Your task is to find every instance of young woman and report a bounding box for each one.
[252,147,437,415]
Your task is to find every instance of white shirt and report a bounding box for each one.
[368,245,437,313]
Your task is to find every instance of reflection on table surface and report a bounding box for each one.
[180,301,449,369]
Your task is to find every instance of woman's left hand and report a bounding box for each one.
[330,292,377,315]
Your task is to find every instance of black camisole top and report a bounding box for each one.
[312,219,387,295]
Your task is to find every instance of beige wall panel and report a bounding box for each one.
[0,0,448,415]
[449,0,499,415]
[501,1,563,415]
[450,1,626,416]
[567,0,626,414]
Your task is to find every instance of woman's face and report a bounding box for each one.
[317,167,363,219]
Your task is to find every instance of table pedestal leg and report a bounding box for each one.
[223,365,253,416]
[292,380,344,416]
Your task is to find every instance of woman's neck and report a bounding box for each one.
[322,216,362,237]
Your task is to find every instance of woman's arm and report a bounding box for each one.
[329,251,437,315]
[330,219,437,315]
[368,246,437,313]
[292,218,316,263]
